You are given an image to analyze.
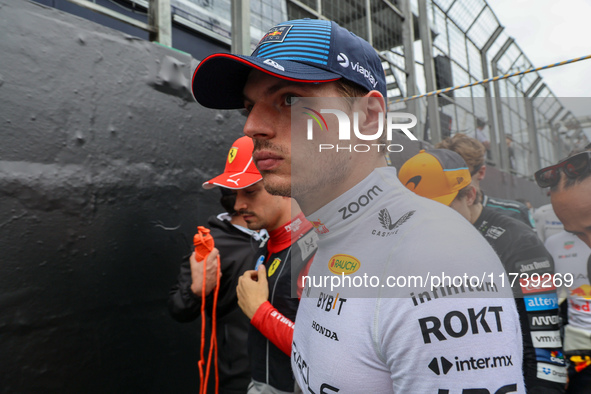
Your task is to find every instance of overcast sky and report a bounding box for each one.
[489,0,591,121]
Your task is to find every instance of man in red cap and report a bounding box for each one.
[168,136,269,393]
[170,136,316,393]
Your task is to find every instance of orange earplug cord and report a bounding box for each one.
[193,226,221,394]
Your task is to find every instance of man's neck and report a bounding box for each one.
[230,214,248,228]
[469,203,484,225]
[297,157,388,215]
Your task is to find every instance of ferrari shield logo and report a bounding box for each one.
[268,258,281,277]
[228,147,238,164]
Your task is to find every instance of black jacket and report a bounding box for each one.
[482,194,535,229]
[168,215,263,393]
[475,207,564,393]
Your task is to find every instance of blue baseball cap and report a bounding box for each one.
[192,19,387,109]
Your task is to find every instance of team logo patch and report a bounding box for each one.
[328,254,360,275]
[227,147,238,164]
[311,219,329,234]
[564,241,574,250]
[257,25,292,46]
[268,258,281,277]
[485,226,506,239]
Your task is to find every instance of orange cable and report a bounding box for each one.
[193,227,220,394]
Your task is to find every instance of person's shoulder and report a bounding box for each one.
[207,214,253,240]
[482,206,533,233]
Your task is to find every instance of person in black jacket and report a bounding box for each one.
[437,133,535,228]
[400,149,566,393]
[168,136,269,394]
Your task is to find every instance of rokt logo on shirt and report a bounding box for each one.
[328,254,360,275]
[418,306,504,344]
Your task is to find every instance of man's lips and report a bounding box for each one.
[253,151,283,171]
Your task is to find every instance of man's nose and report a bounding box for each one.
[234,193,247,212]
[243,103,275,140]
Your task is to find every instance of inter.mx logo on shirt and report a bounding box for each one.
[428,353,513,376]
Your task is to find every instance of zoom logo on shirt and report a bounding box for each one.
[418,306,504,344]
[338,185,382,220]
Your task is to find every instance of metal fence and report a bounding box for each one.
[72,0,589,178]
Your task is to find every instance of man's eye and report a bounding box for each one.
[284,95,300,106]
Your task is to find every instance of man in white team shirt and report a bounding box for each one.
[191,18,524,393]
[545,231,591,393]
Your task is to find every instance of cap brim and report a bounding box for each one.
[432,191,459,207]
[192,53,342,109]
[202,172,262,190]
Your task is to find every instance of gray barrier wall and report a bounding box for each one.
[0,1,245,392]
[0,1,551,392]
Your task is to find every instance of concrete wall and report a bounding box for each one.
[0,1,244,392]
[0,1,550,392]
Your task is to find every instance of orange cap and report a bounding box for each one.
[202,136,262,190]
[398,149,472,206]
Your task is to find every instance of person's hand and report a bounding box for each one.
[237,264,269,319]
[189,248,220,297]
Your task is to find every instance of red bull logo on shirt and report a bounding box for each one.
[328,254,360,275]
[571,284,591,299]
[570,285,591,312]
[311,219,329,234]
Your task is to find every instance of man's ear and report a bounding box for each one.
[466,185,478,206]
[476,164,486,181]
[352,91,386,138]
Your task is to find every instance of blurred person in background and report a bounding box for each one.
[536,144,591,392]
[437,133,535,228]
[400,149,566,393]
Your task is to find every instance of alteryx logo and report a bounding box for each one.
[303,108,418,153]
[524,293,558,312]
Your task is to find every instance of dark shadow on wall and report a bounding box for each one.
[0,1,243,392]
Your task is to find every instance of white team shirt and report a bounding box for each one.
[291,167,524,393]
[533,204,563,243]
[545,231,591,330]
